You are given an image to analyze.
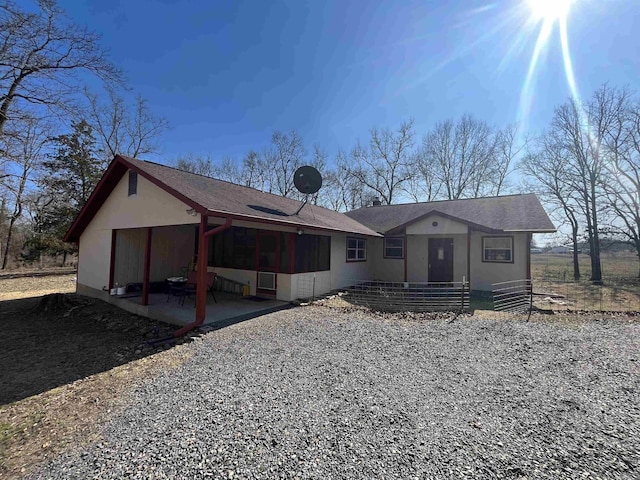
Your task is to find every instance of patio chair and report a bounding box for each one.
[178,271,217,306]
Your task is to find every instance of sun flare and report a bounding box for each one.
[527,0,575,22]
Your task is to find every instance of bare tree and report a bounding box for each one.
[408,146,444,202]
[343,119,415,205]
[270,129,306,197]
[0,116,49,268]
[239,149,269,190]
[0,0,121,135]
[423,114,497,200]
[322,150,366,211]
[520,137,582,280]
[212,156,242,184]
[173,153,216,177]
[551,86,630,283]
[85,86,168,163]
[494,123,525,196]
[601,93,640,276]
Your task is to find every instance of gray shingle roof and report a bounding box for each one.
[121,156,380,237]
[344,194,556,234]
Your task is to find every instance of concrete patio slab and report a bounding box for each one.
[101,291,290,327]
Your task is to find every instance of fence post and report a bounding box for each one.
[600,284,603,312]
[527,279,533,322]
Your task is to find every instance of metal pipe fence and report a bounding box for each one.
[533,277,640,312]
[492,279,533,314]
[342,280,469,312]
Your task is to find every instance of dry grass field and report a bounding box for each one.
[531,252,639,282]
[531,253,640,312]
[0,273,192,478]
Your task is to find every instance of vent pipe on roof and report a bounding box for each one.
[372,198,382,206]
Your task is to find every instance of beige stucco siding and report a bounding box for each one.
[78,171,198,292]
[369,237,404,282]
[330,233,374,290]
[77,226,111,292]
[90,172,196,230]
[406,214,469,235]
[469,231,528,291]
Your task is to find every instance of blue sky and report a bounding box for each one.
[56,0,640,164]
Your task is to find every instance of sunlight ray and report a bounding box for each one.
[559,16,580,104]
[518,18,554,132]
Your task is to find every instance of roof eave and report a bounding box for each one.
[385,209,499,235]
[503,228,557,233]
[205,209,382,237]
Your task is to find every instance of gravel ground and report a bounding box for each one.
[32,306,639,479]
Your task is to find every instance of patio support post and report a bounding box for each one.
[142,227,152,306]
[175,216,232,337]
[195,214,209,323]
[108,229,117,289]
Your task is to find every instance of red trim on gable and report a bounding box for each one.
[64,155,206,243]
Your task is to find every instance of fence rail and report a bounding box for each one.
[533,278,640,312]
[492,279,533,315]
[343,280,469,312]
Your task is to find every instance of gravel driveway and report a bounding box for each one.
[33,306,639,479]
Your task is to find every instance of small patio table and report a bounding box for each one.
[166,276,187,302]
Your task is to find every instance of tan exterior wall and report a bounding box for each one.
[77,226,112,292]
[406,234,468,283]
[90,172,197,230]
[330,233,374,289]
[406,214,468,235]
[78,171,198,291]
[469,231,528,291]
[369,237,404,282]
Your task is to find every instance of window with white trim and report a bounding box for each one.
[483,236,513,263]
[384,237,404,259]
[347,237,366,261]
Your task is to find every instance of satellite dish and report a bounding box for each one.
[294,166,323,195]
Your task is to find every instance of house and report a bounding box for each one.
[344,194,556,292]
[65,155,555,325]
[65,154,380,315]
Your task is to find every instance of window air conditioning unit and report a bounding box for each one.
[258,272,276,291]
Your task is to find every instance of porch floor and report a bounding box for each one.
[117,291,290,327]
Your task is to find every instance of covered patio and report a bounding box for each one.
[101,290,289,328]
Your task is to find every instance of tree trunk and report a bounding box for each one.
[589,181,603,284]
[1,215,16,269]
[570,225,580,281]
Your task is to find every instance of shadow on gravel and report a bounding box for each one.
[0,294,183,405]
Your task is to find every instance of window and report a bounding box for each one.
[128,171,138,196]
[295,234,330,272]
[483,236,513,263]
[207,226,257,270]
[384,237,404,259]
[347,237,366,262]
